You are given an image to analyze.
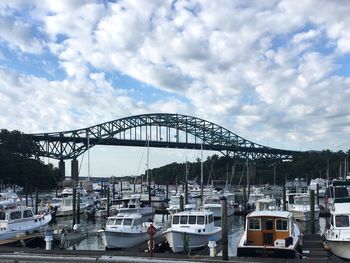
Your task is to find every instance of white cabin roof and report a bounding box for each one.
[247,210,292,218]
[173,209,213,216]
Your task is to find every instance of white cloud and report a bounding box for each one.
[2,0,350,175]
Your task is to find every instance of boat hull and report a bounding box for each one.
[101,230,150,249]
[163,228,221,253]
[324,239,350,260]
[237,244,302,258]
[292,210,319,221]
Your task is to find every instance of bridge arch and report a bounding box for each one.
[27,113,298,161]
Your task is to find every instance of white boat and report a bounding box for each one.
[0,206,52,240]
[56,197,89,217]
[203,192,235,218]
[162,209,222,253]
[98,212,162,249]
[254,195,280,211]
[167,194,197,215]
[60,186,95,207]
[324,197,350,259]
[237,210,302,258]
[309,178,327,197]
[116,197,155,221]
[287,193,320,221]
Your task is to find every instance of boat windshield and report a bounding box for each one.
[173,215,179,224]
[335,215,350,227]
[123,219,133,226]
[197,216,204,224]
[106,218,116,226]
[0,211,5,220]
[294,196,310,205]
[115,219,123,225]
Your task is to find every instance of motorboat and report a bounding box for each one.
[116,197,155,221]
[98,212,161,249]
[162,209,221,253]
[309,178,327,197]
[56,197,89,217]
[288,193,319,221]
[203,192,235,218]
[254,195,280,211]
[167,194,197,215]
[0,206,52,240]
[237,210,302,258]
[323,197,350,259]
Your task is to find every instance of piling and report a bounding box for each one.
[310,189,315,234]
[148,176,152,205]
[221,197,228,260]
[77,192,80,224]
[316,183,320,207]
[283,185,286,211]
[112,182,115,200]
[35,188,38,214]
[243,187,247,212]
[72,187,77,227]
[106,187,110,218]
[179,195,184,212]
[120,181,123,199]
[185,181,188,205]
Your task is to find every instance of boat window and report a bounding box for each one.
[23,210,33,218]
[134,218,141,226]
[248,218,261,230]
[209,214,214,223]
[335,215,349,227]
[173,215,179,224]
[115,219,123,225]
[276,219,288,231]
[189,215,196,224]
[197,216,205,225]
[123,219,133,226]
[107,218,115,226]
[10,211,21,220]
[265,219,273,230]
[0,211,5,220]
[180,216,188,224]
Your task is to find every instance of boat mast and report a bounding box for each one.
[87,130,90,181]
[200,143,203,206]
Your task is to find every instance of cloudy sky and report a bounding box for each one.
[1,0,350,178]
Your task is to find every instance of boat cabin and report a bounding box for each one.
[245,211,294,247]
[171,210,214,234]
[106,213,143,230]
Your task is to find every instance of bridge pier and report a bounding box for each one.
[71,158,79,182]
[59,160,65,181]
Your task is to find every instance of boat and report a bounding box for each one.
[287,193,319,221]
[254,195,280,211]
[98,212,162,249]
[0,206,52,240]
[203,192,235,218]
[56,197,89,217]
[237,210,302,258]
[116,197,155,221]
[309,178,327,197]
[162,209,221,253]
[167,193,197,215]
[323,197,350,259]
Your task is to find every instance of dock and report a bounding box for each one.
[0,233,344,263]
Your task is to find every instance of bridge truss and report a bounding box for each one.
[26,113,298,161]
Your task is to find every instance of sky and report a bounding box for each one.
[1,0,350,178]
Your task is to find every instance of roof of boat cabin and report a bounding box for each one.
[247,210,292,218]
[107,212,142,219]
[173,209,213,216]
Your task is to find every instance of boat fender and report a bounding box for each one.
[323,241,332,252]
[285,236,293,247]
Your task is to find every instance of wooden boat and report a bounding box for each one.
[237,210,302,258]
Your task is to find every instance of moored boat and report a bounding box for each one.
[324,197,350,259]
[98,212,161,249]
[162,209,221,253]
[0,206,52,240]
[237,210,302,258]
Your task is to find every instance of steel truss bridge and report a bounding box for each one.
[27,113,298,161]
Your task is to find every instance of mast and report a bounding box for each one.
[200,143,203,206]
[87,131,90,181]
